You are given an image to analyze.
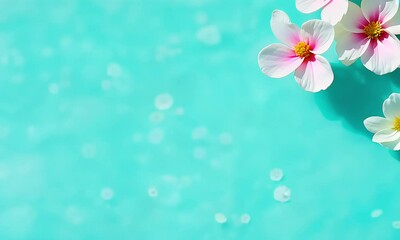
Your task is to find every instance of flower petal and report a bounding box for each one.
[340,2,368,33]
[321,0,348,25]
[383,93,400,119]
[373,128,400,143]
[296,0,329,14]
[381,138,400,150]
[301,20,334,54]
[360,33,400,75]
[294,55,333,92]
[258,44,303,78]
[270,10,301,47]
[335,29,370,62]
[385,9,400,34]
[361,0,399,23]
[364,116,392,133]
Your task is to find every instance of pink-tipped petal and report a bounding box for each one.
[383,93,400,120]
[373,129,400,143]
[340,2,368,33]
[336,30,370,62]
[385,9,400,34]
[364,116,392,133]
[361,33,400,75]
[361,0,399,23]
[321,0,349,25]
[296,0,329,14]
[301,20,334,55]
[294,55,333,92]
[258,43,303,78]
[270,10,301,48]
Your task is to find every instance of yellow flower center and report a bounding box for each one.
[294,42,312,59]
[364,21,383,39]
[393,117,400,131]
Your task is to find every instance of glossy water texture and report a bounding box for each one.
[1,0,400,239]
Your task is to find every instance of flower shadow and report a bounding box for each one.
[314,62,400,159]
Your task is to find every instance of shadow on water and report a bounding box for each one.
[314,62,400,160]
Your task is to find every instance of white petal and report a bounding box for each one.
[270,10,301,47]
[296,0,329,14]
[385,8,400,34]
[340,2,368,33]
[383,93,400,119]
[361,33,400,75]
[364,116,392,133]
[258,44,303,78]
[381,138,400,150]
[335,30,370,62]
[373,129,400,143]
[294,55,333,92]
[301,20,334,54]
[321,0,348,25]
[361,0,399,24]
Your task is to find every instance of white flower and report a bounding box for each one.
[364,93,400,150]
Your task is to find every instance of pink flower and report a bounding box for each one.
[336,0,400,75]
[296,0,349,25]
[258,10,334,93]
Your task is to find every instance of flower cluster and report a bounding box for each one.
[258,0,400,93]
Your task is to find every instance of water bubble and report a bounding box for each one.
[148,187,158,198]
[240,214,251,224]
[196,25,221,45]
[273,185,291,203]
[48,83,59,95]
[214,213,227,224]
[192,127,208,140]
[193,147,207,159]
[100,188,114,200]
[219,132,233,145]
[393,220,400,229]
[107,63,122,78]
[148,128,164,144]
[371,209,383,218]
[149,111,165,123]
[155,93,174,110]
[270,168,284,182]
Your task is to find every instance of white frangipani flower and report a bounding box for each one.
[364,93,400,150]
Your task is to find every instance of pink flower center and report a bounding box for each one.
[294,42,312,59]
[363,21,383,39]
[393,117,400,131]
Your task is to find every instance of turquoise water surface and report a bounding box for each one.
[1,0,400,239]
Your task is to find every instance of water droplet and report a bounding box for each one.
[100,188,114,200]
[273,185,291,203]
[270,168,284,182]
[214,213,227,224]
[240,214,251,224]
[155,93,174,110]
[371,209,383,218]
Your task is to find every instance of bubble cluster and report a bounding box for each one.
[273,185,291,203]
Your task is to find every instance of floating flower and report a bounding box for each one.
[364,93,400,150]
[336,0,400,75]
[258,10,334,92]
[296,0,349,25]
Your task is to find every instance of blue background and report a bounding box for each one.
[1,0,400,239]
